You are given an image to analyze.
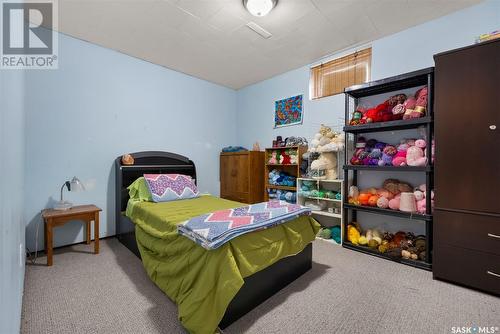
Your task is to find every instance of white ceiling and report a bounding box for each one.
[56,0,481,89]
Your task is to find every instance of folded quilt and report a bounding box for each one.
[178,200,311,250]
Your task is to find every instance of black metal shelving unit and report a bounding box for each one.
[342,67,434,271]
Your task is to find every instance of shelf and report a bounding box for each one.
[343,203,432,221]
[266,184,296,191]
[343,117,432,133]
[298,178,343,183]
[311,210,342,218]
[344,67,433,98]
[343,242,431,271]
[305,196,342,203]
[265,146,304,150]
[266,164,298,166]
[343,165,433,172]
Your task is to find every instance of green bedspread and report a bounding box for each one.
[126,195,320,334]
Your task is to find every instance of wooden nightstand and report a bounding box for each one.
[41,205,102,266]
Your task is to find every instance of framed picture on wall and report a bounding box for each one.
[274,94,303,128]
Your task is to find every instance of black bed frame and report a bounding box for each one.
[115,151,312,328]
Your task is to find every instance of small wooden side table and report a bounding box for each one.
[41,204,102,266]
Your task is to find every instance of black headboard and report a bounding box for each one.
[114,151,197,221]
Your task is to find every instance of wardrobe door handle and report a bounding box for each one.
[489,125,496,130]
[487,271,500,278]
[487,233,500,239]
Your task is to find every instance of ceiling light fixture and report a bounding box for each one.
[243,0,278,17]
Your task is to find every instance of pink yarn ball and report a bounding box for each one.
[388,197,400,210]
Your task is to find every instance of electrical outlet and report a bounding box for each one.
[19,243,24,267]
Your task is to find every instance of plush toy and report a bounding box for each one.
[406,139,427,166]
[310,156,328,180]
[309,124,345,153]
[268,151,279,164]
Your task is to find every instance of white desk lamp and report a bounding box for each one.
[54,176,85,210]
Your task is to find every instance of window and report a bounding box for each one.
[310,48,372,99]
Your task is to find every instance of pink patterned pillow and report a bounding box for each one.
[143,174,199,202]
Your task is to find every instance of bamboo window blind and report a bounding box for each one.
[310,48,372,99]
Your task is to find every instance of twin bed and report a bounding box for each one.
[115,151,319,334]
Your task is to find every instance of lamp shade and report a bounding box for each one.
[70,177,85,192]
[243,0,277,17]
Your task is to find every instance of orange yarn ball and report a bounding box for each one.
[368,195,380,207]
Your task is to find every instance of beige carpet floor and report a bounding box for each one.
[21,238,499,334]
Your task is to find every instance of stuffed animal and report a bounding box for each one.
[406,139,427,166]
[309,124,345,153]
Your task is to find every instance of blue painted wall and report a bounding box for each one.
[24,33,237,251]
[0,70,26,333]
[236,0,500,148]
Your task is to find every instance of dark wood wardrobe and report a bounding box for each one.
[433,39,500,295]
[220,151,265,204]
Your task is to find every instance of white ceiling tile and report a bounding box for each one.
[56,0,481,89]
[175,0,225,20]
[206,6,247,33]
